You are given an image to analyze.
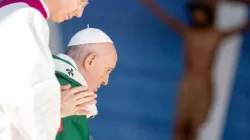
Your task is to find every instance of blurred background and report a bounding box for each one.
[48,0,250,140]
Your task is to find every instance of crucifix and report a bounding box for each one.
[140,0,250,139]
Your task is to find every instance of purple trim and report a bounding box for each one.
[0,0,48,19]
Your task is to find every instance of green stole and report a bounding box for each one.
[53,54,90,140]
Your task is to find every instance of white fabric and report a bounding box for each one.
[57,54,79,70]
[0,3,60,140]
[198,1,248,140]
[68,28,113,46]
[55,54,98,118]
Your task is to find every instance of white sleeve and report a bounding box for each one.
[0,7,61,140]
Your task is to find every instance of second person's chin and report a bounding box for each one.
[51,17,66,23]
[56,18,66,23]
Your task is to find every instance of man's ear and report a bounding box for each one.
[83,52,97,71]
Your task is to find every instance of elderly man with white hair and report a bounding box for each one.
[53,27,118,140]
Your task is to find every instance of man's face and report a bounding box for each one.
[80,43,118,92]
[49,0,88,23]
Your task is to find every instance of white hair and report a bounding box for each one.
[65,44,92,60]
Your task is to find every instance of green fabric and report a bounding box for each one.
[54,55,90,140]
[53,55,78,70]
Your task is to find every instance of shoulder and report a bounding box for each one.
[0,3,50,51]
[0,3,49,35]
[0,3,42,22]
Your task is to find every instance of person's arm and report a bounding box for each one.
[221,22,250,37]
[140,0,187,33]
[0,8,61,140]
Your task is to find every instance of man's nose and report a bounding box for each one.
[74,8,84,18]
[102,76,109,85]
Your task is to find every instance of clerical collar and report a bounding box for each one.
[0,0,50,19]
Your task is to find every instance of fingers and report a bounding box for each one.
[74,106,91,115]
[74,91,96,100]
[74,105,88,112]
[82,99,97,106]
[61,84,71,91]
[75,94,97,105]
[67,86,88,95]
[75,110,91,116]
[77,99,97,107]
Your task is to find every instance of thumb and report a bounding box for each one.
[61,84,71,91]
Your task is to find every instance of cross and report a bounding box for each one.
[66,68,74,76]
